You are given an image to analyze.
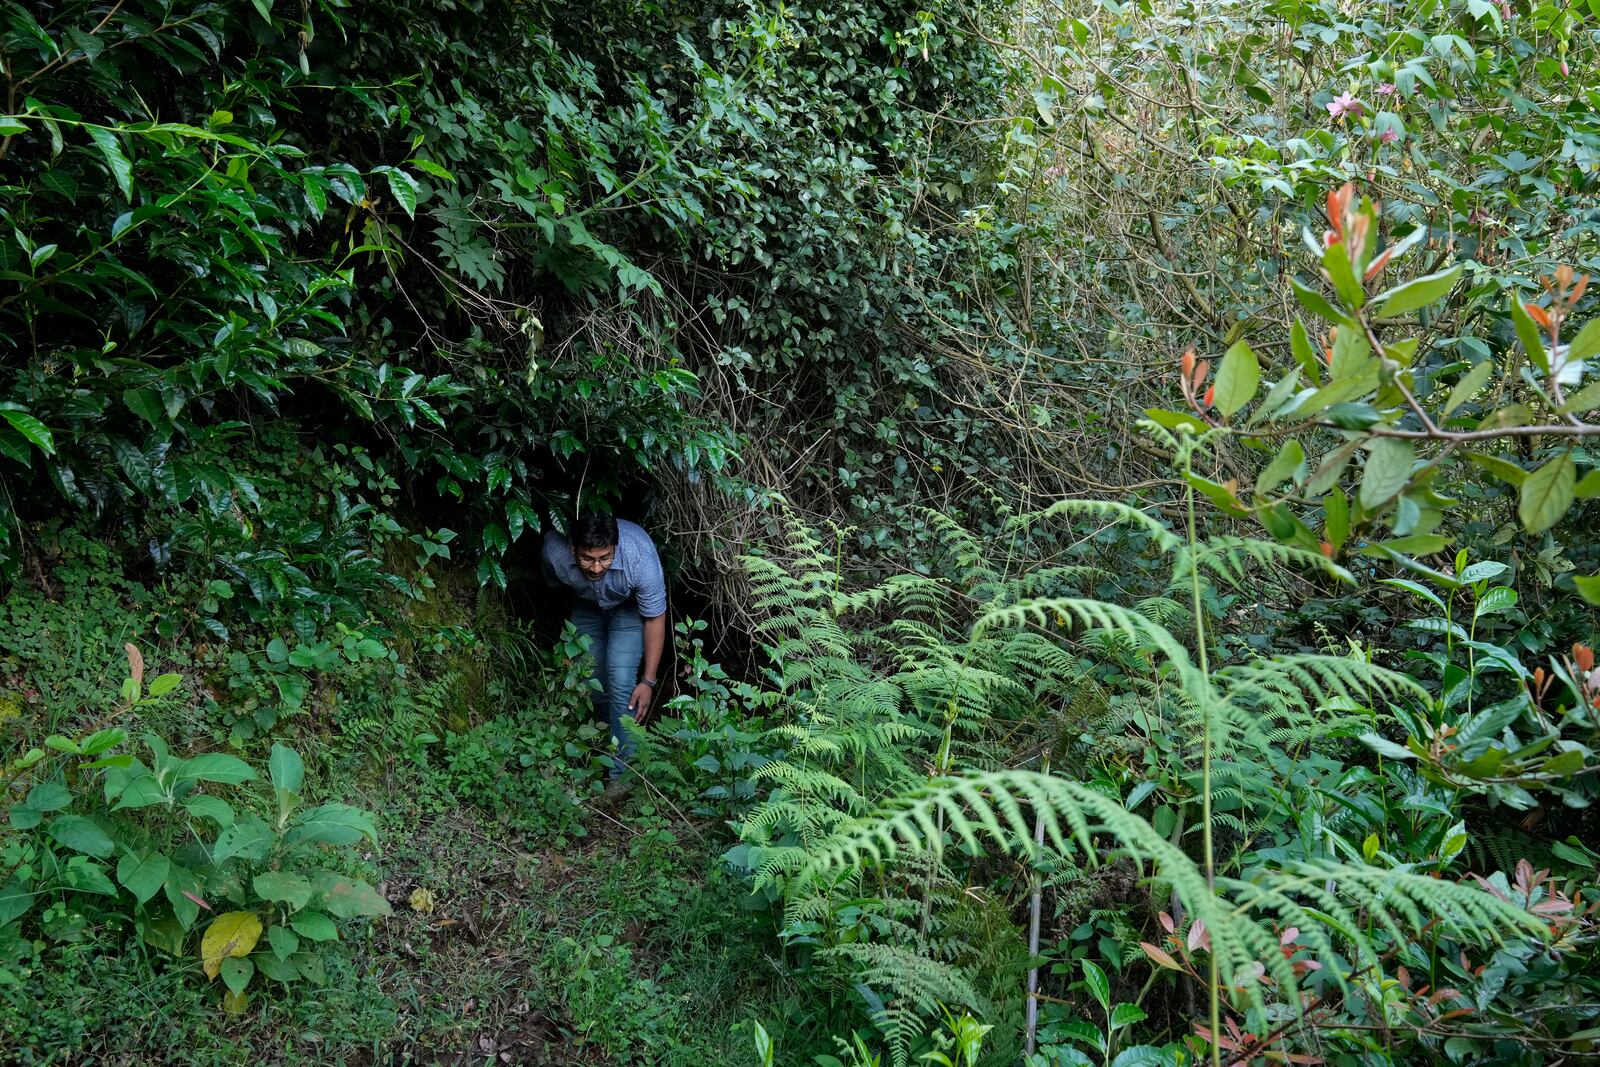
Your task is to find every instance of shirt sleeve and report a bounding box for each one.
[540,533,565,588]
[633,534,667,618]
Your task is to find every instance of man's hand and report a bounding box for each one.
[627,682,655,723]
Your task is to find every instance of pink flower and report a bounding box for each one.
[1561,61,1570,77]
[1326,92,1364,120]
[1378,128,1399,145]
[1375,83,1397,96]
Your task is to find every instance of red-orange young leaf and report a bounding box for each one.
[1140,941,1184,971]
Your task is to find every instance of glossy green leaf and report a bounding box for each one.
[1359,438,1414,510]
[1518,453,1575,534]
[1510,294,1549,374]
[88,127,134,200]
[1291,278,1350,324]
[1,410,54,454]
[1568,317,1600,364]
[1081,958,1110,1010]
[1443,359,1494,416]
[1372,264,1462,319]
[1213,340,1260,418]
[1557,378,1600,416]
[1255,439,1304,495]
[1142,408,1207,433]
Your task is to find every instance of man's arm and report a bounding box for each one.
[629,613,666,722]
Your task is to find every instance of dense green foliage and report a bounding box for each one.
[3,0,1599,1064]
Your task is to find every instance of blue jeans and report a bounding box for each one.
[570,603,643,779]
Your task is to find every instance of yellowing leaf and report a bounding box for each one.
[201,911,262,980]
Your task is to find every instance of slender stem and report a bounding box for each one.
[1181,441,1222,1067]
[1024,753,1049,1059]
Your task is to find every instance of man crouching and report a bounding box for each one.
[542,511,666,796]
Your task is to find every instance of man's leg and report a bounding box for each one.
[604,608,645,779]
[569,604,610,728]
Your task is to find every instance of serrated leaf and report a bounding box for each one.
[380,167,420,218]
[123,388,166,427]
[146,672,182,698]
[1109,1003,1147,1030]
[1459,561,1507,583]
[1213,340,1260,418]
[201,911,262,979]
[1372,264,1462,318]
[1518,453,1575,534]
[1359,438,1414,510]
[1475,587,1517,616]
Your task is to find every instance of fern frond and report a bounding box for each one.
[1018,498,1182,553]
[1173,536,1354,592]
[793,769,1546,1011]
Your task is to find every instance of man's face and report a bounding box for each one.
[575,543,615,581]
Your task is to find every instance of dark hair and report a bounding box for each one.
[571,511,618,551]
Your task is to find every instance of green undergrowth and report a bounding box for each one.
[0,517,783,1064]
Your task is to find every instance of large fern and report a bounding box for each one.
[732,429,1552,1067]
